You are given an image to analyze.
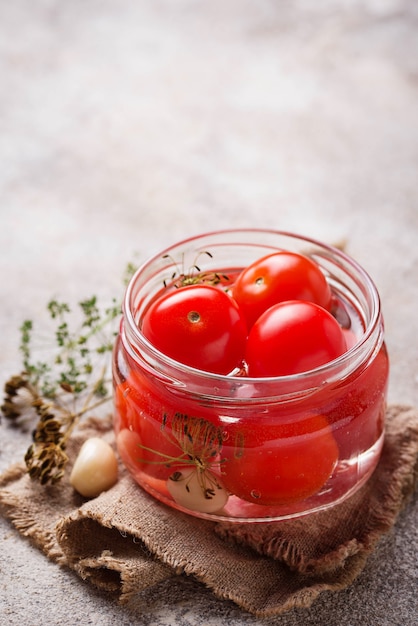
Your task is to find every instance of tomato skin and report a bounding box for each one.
[221,414,339,505]
[114,355,228,482]
[141,284,247,375]
[233,251,332,329]
[246,300,347,377]
[114,372,185,481]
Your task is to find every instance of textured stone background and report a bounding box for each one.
[1,1,417,624]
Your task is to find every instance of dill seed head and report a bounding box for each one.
[1,398,22,420]
[4,373,29,397]
[1,373,32,421]
[25,442,68,485]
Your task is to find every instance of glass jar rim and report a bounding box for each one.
[122,228,383,389]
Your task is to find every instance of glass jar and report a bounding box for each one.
[113,229,389,522]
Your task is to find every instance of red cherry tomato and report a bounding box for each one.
[115,368,228,483]
[245,300,347,377]
[114,372,184,481]
[328,344,389,458]
[233,251,332,328]
[221,414,339,505]
[141,284,247,375]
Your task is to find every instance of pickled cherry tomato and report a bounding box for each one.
[141,284,247,375]
[221,414,339,505]
[233,251,332,328]
[246,300,347,377]
[114,372,183,481]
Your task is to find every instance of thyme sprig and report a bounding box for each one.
[1,294,121,485]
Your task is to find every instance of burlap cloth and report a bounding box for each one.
[1,404,417,618]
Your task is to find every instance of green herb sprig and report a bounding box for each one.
[1,287,126,485]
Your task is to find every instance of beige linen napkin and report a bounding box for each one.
[1,404,417,618]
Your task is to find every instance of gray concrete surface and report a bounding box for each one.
[1,1,417,624]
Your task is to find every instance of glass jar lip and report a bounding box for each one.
[123,228,383,385]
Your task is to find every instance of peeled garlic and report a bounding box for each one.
[167,468,228,514]
[70,437,118,498]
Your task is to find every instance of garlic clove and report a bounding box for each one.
[70,437,118,498]
[167,468,228,514]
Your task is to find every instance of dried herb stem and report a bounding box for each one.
[1,285,125,486]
